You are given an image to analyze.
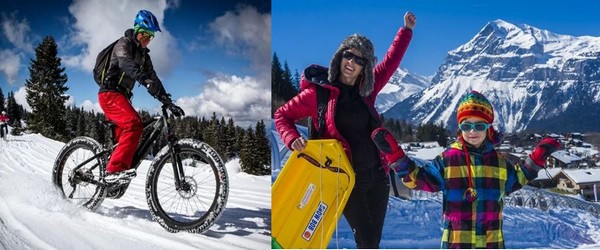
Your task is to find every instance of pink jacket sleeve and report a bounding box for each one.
[273,85,318,150]
[371,27,413,97]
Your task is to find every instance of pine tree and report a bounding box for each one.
[203,112,218,148]
[234,126,245,158]
[282,62,293,99]
[6,91,22,127]
[224,117,237,160]
[214,116,227,158]
[271,53,285,117]
[292,69,301,91]
[239,127,258,174]
[25,36,69,141]
[0,87,5,112]
[254,120,271,175]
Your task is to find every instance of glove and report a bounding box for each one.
[530,138,560,167]
[167,103,185,117]
[371,128,406,170]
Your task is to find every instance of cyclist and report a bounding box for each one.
[0,111,9,139]
[97,10,184,184]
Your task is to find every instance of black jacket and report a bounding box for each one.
[99,29,165,98]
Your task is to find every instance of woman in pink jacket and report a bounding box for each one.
[274,11,416,249]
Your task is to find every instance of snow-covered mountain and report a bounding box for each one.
[0,130,270,249]
[376,67,430,112]
[384,19,600,133]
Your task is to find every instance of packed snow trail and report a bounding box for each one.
[0,132,270,249]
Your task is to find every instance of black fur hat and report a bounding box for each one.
[328,34,376,97]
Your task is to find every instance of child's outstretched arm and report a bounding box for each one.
[372,128,445,192]
[505,138,560,194]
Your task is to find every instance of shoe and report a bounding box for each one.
[104,169,137,185]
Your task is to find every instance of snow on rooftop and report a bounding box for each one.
[534,167,563,181]
[552,150,583,164]
[561,168,600,184]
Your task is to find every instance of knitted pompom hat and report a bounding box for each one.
[328,34,376,97]
[456,90,501,144]
[457,90,494,124]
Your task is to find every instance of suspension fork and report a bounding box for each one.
[161,108,186,190]
[168,140,186,190]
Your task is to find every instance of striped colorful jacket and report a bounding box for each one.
[400,140,542,249]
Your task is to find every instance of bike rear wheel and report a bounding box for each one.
[52,137,107,211]
[146,139,229,233]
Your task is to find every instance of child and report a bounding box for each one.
[371,90,560,248]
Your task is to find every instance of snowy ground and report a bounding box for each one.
[0,130,270,250]
[269,126,600,249]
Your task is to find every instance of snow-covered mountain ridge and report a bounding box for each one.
[384,19,600,133]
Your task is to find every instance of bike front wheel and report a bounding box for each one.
[52,136,107,211]
[146,139,229,233]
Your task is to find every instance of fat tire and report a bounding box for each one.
[52,136,107,211]
[146,139,229,233]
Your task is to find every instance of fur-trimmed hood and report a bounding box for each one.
[328,34,376,97]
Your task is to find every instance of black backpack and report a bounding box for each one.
[93,39,119,86]
[308,85,330,139]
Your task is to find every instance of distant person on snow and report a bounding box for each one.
[274,11,416,249]
[0,111,9,139]
[372,90,560,248]
[97,10,184,184]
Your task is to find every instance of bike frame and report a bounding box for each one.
[69,105,187,189]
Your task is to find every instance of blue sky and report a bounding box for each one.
[0,0,271,127]
[272,0,600,77]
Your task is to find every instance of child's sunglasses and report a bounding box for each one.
[459,122,490,132]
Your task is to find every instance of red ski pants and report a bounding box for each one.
[98,92,143,173]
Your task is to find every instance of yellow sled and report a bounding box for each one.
[272,139,355,249]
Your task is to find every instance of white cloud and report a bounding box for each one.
[80,100,103,113]
[176,75,270,128]
[0,49,21,85]
[65,96,76,108]
[177,5,272,127]
[1,13,34,54]
[14,86,30,111]
[208,5,271,79]
[64,0,179,75]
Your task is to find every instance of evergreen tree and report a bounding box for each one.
[234,126,245,159]
[25,36,69,141]
[271,53,285,117]
[214,116,227,158]
[292,69,301,91]
[203,112,218,147]
[271,53,298,117]
[10,118,23,136]
[254,120,271,175]
[0,87,4,112]
[239,127,259,175]
[224,117,237,160]
[6,91,22,127]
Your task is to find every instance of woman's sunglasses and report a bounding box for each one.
[342,51,366,66]
[459,122,490,132]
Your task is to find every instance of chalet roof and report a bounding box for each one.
[561,169,600,184]
[534,168,562,181]
[552,150,583,164]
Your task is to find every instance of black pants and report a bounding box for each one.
[0,124,6,138]
[343,167,389,249]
